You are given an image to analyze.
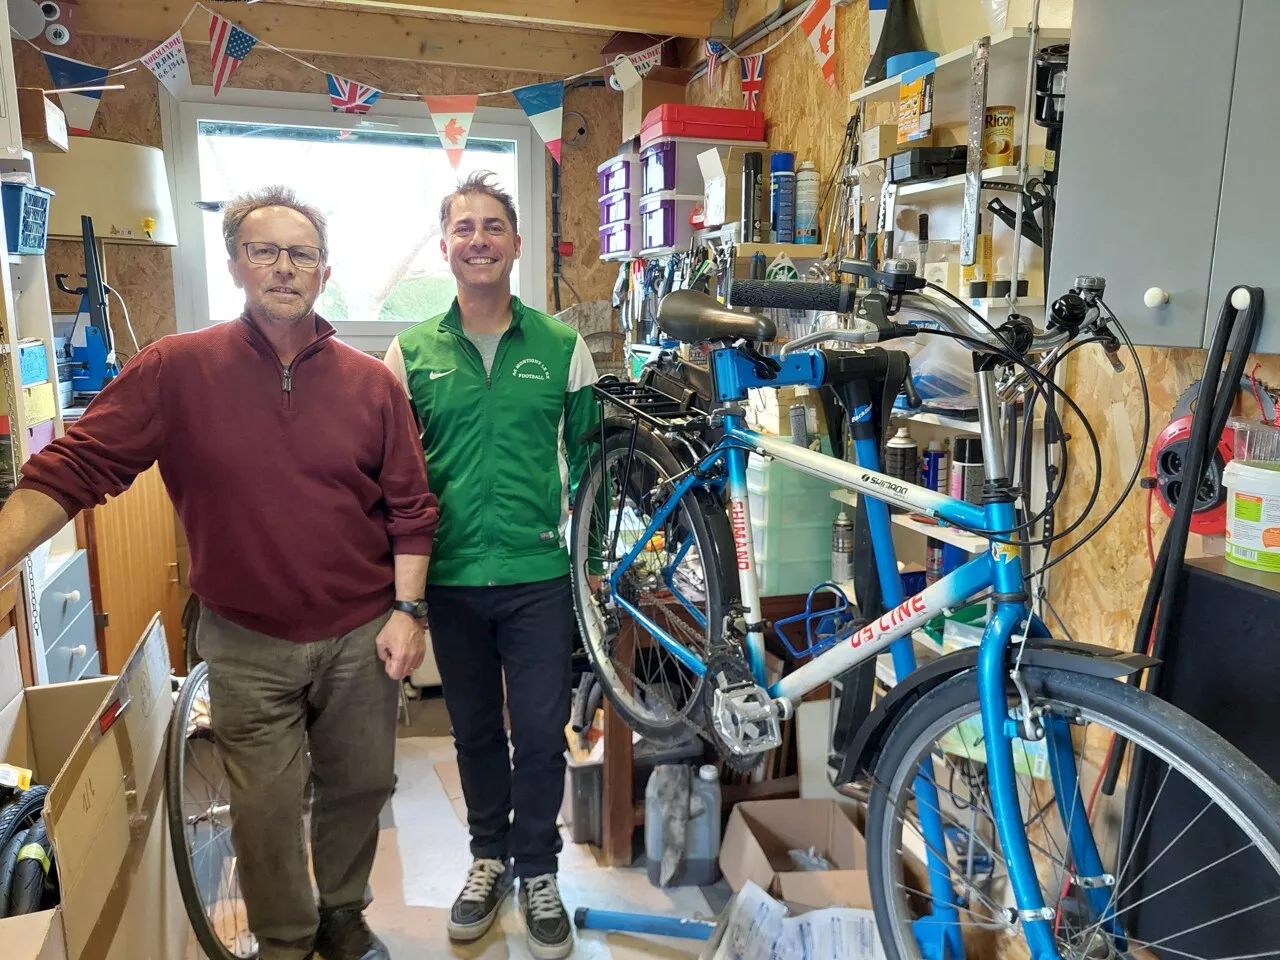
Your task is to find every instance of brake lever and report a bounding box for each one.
[902,365,923,409]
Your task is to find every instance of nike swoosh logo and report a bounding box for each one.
[429,369,455,380]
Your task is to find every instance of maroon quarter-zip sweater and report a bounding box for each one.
[18,315,439,642]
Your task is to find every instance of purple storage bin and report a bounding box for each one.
[597,154,638,196]
[641,141,679,195]
[27,418,55,457]
[639,191,700,254]
[598,190,633,228]
[599,222,634,258]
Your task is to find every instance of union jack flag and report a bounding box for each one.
[740,54,765,110]
[326,74,382,114]
[209,14,257,97]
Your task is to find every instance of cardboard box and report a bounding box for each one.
[859,124,899,163]
[2,614,189,960]
[619,65,691,143]
[897,67,934,145]
[719,799,872,911]
[697,146,770,228]
[16,89,68,154]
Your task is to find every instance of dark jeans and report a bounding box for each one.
[197,606,398,960]
[428,576,574,879]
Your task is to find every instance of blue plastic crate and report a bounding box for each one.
[1,183,53,256]
[18,339,49,386]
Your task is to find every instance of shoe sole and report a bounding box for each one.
[526,931,574,960]
[446,882,513,943]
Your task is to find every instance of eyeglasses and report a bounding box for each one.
[242,242,325,270]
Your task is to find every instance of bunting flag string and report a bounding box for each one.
[209,12,258,96]
[140,30,192,99]
[800,0,837,89]
[327,74,383,114]
[740,53,764,110]
[512,80,565,163]
[704,40,726,91]
[423,95,478,170]
[42,53,109,134]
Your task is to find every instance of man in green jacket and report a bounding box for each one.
[384,171,597,959]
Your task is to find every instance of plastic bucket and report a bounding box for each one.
[1223,460,1280,572]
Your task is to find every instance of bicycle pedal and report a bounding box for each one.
[711,680,783,757]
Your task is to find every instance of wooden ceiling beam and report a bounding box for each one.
[297,0,724,39]
[73,0,610,76]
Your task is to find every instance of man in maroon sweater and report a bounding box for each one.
[0,186,438,960]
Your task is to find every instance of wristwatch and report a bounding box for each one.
[392,598,429,619]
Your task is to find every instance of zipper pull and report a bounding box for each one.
[282,366,292,392]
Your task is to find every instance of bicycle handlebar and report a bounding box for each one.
[728,279,857,314]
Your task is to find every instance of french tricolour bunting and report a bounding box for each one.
[42,53,109,135]
[513,81,564,163]
[209,13,258,96]
[740,54,764,110]
[424,95,478,170]
[141,31,192,99]
[327,74,382,114]
[800,0,837,89]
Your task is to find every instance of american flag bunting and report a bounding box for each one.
[740,54,764,110]
[209,13,258,96]
[705,40,726,91]
[326,74,382,114]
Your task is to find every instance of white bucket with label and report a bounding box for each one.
[1223,459,1280,572]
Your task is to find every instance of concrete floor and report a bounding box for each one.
[187,692,727,959]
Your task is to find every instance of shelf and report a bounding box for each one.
[895,166,1042,198]
[892,409,981,432]
[734,242,824,259]
[892,512,988,551]
[831,488,858,508]
[849,27,1071,106]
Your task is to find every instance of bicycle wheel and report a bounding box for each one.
[0,826,29,918]
[166,661,257,960]
[569,422,738,744]
[865,667,1280,959]
[6,817,54,915]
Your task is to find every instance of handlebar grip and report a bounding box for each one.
[728,280,856,313]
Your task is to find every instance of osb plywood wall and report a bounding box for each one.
[13,32,620,350]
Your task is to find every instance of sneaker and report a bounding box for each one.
[519,874,573,960]
[448,857,514,942]
[314,907,389,960]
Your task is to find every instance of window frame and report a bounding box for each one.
[161,85,547,352]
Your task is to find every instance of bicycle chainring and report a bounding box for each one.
[699,648,769,775]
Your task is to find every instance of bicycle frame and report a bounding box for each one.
[604,344,1110,960]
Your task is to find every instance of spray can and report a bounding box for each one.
[770,152,796,243]
[925,538,945,585]
[795,160,820,244]
[922,439,948,493]
[741,152,763,243]
[789,402,810,447]
[884,426,919,514]
[948,437,985,505]
[831,510,855,583]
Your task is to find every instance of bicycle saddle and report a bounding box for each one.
[657,290,777,344]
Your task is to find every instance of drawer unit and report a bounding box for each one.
[17,338,49,386]
[38,549,92,647]
[640,136,766,197]
[599,221,636,260]
[639,191,701,255]
[0,380,57,428]
[597,153,639,196]
[44,603,96,684]
[598,189,634,228]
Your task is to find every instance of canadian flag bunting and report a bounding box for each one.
[424,95,478,170]
[800,0,837,89]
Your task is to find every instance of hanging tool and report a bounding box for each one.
[54,215,118,401]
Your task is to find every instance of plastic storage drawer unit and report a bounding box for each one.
[639,191,701,255]
[597,153,639,196]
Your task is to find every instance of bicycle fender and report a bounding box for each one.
[832,639,1159,788]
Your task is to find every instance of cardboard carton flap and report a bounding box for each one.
[4,909,65,960]
[0,625,22,710]
[45,614,173,960]
[777,869,873,911]
[697,147,726,183]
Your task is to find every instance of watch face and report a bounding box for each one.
[397,600,428,618]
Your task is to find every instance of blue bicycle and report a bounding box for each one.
[568,262,1280,959]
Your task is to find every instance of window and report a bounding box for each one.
[165,92,546,352]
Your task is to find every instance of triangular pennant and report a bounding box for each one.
[740,53,765,110]
[141,31,192,99]
[42,52,109,135]
[800,0,837,89]
[424,95,478,170]
[209,12,259,97]
[326,74,382,114]
[513,81,564,163]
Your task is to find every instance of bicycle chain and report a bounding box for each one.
[0,305,41,647]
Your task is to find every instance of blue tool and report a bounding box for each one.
[54,215,118,399]
[573,907,716,940]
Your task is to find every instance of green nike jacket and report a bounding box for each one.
[385,296,599,587]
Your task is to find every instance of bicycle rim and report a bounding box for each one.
[166,662,257,960]
[571,434,726,738]
[867,668,1280,960]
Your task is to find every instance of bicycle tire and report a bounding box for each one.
[0,826,29,918]
[865,666,1280,958]
[167,661,256,960]
[0,787,48,861]
[569,422,738,743]
[6,817,53,916]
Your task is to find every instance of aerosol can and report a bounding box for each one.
[831,510,855,583]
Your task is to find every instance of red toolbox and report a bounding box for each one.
[639,104,767,147]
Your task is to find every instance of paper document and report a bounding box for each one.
[703,882,886,960]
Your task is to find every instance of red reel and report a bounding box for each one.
[1148,415,1236,535]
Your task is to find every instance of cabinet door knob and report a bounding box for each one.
[70,644,87,658]
[58,589,81,605]
[1144,287,1170,308]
